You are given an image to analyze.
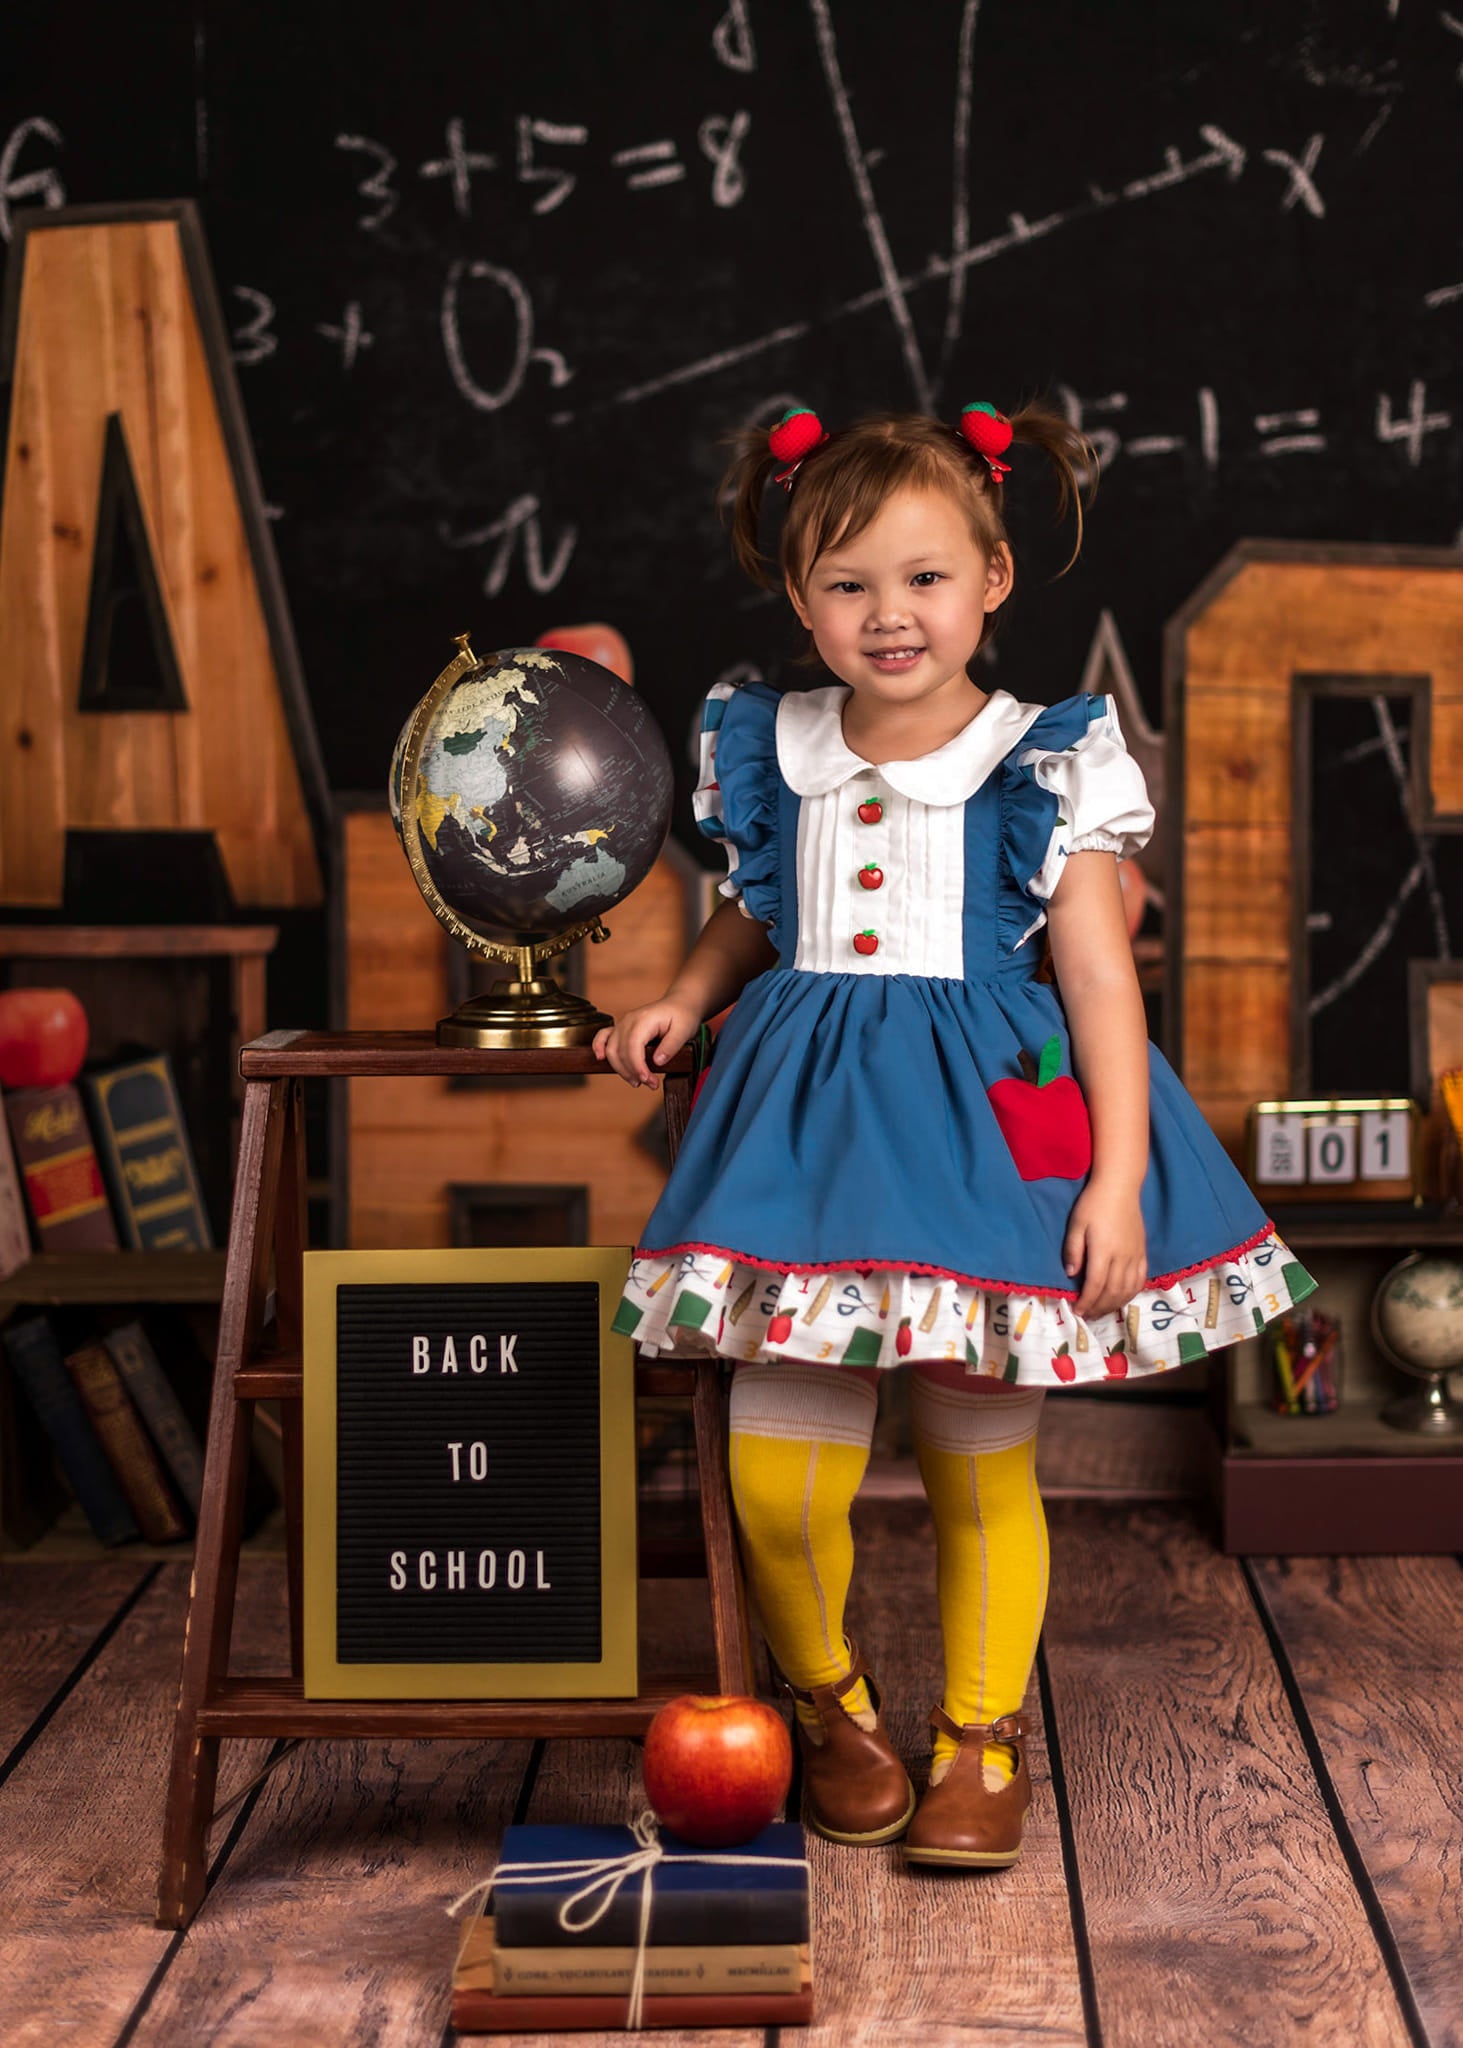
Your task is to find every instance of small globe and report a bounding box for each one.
[389,644,673,944]
[1372,1253,1463,1380]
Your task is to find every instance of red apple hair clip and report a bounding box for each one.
[959,401,1013,482]
[768,407,829,490]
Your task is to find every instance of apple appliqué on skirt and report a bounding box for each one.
[612,679,1315,1386]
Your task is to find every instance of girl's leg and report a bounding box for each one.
[728,1362,881,1727]
[910,1360,1049,1792]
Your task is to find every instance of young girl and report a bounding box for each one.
[596,402,1315,1870]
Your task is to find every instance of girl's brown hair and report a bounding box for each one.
[724,405,1097,652]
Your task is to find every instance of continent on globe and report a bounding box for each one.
[390,646,674,943]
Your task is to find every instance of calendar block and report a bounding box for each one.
[1247,1098,1418,1203]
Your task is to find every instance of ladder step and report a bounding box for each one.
[197,1674,719,1739]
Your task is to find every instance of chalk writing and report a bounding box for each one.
[316,302,374,372]
[443,495,578,596]
[0,117,65,242]
[698,110,751,207]
[441,260,572,413]
[611,139,687,191]
[418,118,496,219]
[230,286,278,367]
[1263,133,1326,215]
[335,133,397,231]
[1375,381,1451,464]
[517,116,588,214]
[713,0,756,72]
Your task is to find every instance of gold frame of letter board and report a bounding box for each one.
[302,1246,639,1699]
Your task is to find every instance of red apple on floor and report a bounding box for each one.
[535,622,634,685]
[858,864,883,890]
[986,1034,1092,1181]
[0,987,89,1089]
[853,930,879,955]
[643,1694,793,1847]
[857,799,884,824]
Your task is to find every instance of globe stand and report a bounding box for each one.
[438,943,613,1050]
[1380,1374,1463,1436]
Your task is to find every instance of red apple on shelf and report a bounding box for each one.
[535,622,634,686]
[986,1034,1092,1181]
[853,930,879,956]
[0,987,89,1089]
[857,799,884,824]
[858,864,883,890]
[643,1694,793,1847]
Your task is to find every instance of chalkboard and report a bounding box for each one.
[4,0,1459,885]
[302,1248,638,1699]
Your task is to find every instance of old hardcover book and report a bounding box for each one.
[492,1821,809,1949]
[1,1315,139,1545]
[103,1320,205,1514]
[4,1083,119,1251]
[83,1054,213,1251]
[0,1086,32,1280]
[452,1915,813,2032]
[63,1338,188,1543]
[490,1921,805,1995]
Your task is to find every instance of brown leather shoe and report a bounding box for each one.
[785,1644,915,1846]
[903,1706,1031,1869]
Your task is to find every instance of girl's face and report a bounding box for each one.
[789,485,1012,710]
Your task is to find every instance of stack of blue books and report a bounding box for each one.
[453,1819,813,2032]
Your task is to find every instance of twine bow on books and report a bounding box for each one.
[447,1807,811,2031]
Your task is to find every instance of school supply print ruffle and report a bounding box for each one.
[619,677,1316,1387]
[615,1228,1315,1382]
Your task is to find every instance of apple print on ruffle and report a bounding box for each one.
[987,1033,1093,1181]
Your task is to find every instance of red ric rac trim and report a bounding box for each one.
[635,1220,1280,1303]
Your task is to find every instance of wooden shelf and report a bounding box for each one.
[0,1251,228,1308]
[1266,1205,1463,1250]
[1230,1399,1463,1460]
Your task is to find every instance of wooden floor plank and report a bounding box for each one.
[120,1558,532,2047]
[0,1559,282,2048]
[0,1559,152,1764]
[1043,1501,1413,2048]
[1251,1553,1463,2048]
[786,1498,1085,2048]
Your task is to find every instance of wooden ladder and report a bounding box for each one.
[157,1031,753,1930]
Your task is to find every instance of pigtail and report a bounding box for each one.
[720,427,785,589]
[1005,403,1099,575]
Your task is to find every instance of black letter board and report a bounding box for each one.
[303,1248,637,1698]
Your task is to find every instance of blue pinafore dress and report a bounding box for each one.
[613,679,1315,1387]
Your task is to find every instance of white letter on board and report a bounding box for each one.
[536,1550,551,1590]
[468,1441,487,1480]
[448,1442,463,1480]
[389,1551,407,1589]
[478,1550,497,1589]
[508,1548,526,1589]
[419,1552,437,1590]
[447,1550,466,1590]
[412,1336,430,1374]
[470,1334,488,1372]
[441,1334,459,1372]
[500,1333,518,1373]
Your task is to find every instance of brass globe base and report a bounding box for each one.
[436,977,612,1050]
[1380,1376,1463,1436]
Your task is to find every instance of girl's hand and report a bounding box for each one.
[1063,1181,1147,1319]
[592,997,703,1089]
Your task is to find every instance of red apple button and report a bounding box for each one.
[858,863,883,890]
[986,1033,1093,1181]
[857,798,884,824]
[853,930,879,956]
[643,1694,793,1847]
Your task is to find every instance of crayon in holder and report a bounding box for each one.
[1266,1307,1342,1416]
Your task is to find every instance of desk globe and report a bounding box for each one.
[390,636,674,1046]
[1371,1252,1463,1435]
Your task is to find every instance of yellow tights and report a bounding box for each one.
[729,1362,1048,1786]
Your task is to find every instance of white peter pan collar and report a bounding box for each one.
[775,684,1047,805]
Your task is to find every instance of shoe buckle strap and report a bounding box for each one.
[930,1705,1029,1745]
[781,1641,871,1708]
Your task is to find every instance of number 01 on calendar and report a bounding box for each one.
[1247,1099,1420,1202]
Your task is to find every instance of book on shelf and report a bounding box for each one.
[0,1086,33,1280]
[103,1319,206,1515]
[492,1820,809,1948]
[82,1053,213,1251]
[3,1083,119,1251]
[452,1914,813,2032]
[1,1314,139,1545]
[63,1336,188,1543]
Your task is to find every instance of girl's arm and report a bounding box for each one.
[1044,852,1150,1317]
[592,897,777,1088]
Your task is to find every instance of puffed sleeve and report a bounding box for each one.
[1002,693,1154,931]
[691,677,783,941]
